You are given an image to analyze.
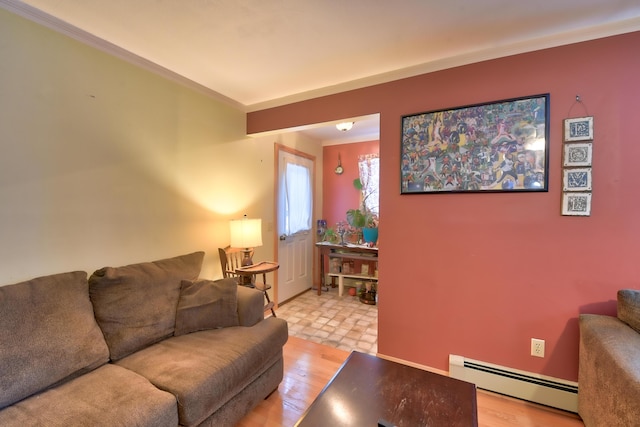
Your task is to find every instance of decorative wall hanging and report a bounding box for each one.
[563,142,593,167]
[561,96,593,216]
[563,116,594,142]
[562,192,592,216]
[400,94,549,194]
[563,168,592,192]
[334,154,344,175]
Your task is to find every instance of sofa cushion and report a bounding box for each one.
[0,271,109,409]
[617,289,640,333]
[175,278,239,336]
[89,251,204,360]
[0,364,178,427]
[116,317,289,426]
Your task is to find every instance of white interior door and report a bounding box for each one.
[276,146,314,304]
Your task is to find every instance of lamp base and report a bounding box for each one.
[241,249,253,267]
[239,249,254,286]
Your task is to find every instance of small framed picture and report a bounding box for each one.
[563,168,592,191]
[563,142,593,167]
[562,192,592,216]
[361,264,369,275]
[564,117,594,142]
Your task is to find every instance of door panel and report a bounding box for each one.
[276,146,314,304]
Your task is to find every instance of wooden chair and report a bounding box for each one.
[218,246,251,281]
[218,246,275,317]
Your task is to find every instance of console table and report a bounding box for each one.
[316,242,378,296]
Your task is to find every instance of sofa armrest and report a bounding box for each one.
[578,314,640,426]
[237,285,265,327]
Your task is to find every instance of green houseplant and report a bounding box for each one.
[323,227,338,244]
[346,178,378,244]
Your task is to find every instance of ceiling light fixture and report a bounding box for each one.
[336,122,354,132]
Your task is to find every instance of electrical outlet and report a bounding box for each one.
[531,338,545,358]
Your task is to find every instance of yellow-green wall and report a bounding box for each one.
[0,8,323,284]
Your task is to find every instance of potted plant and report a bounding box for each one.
[323,227,338,244]
[346,178,379,244]
[358,280,377,305]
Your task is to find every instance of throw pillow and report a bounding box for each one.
[89,251,204,360]
[618,289,640,333]
[175,278,240,336]
[0,271,109,408]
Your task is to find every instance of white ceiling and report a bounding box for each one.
[3,0,640,143]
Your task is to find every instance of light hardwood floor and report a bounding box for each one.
[237,336,584,427]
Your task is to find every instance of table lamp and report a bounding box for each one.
[230,215,262,267]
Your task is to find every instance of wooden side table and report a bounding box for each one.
[235,261,278,317]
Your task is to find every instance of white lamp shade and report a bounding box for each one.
[230,218,262,249]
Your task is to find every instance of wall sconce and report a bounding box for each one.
[336,122,354,132]
[230,215,262,266]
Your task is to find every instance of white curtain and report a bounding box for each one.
[278,159,312,235]
[358,154,380,216]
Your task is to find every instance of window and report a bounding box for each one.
[358,154,379,216]
[278,156,312,235]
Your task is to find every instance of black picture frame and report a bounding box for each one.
[400,94,549,194]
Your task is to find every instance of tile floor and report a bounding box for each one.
[274,286,378,355]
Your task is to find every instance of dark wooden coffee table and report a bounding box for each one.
[295,351,478,427]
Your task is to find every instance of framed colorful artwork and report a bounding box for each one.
[563,142,593,167]
[563,168,592,191]
[564,117,594,142]
[562,192,592,216]
[400,94,549,194]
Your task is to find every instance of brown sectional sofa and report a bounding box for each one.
[578,289,640,426]
[0,252,288,426]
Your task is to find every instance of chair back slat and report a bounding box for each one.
[218,246,254,279]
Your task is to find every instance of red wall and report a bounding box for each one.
[248,32,640,381]
[322,141,379,229]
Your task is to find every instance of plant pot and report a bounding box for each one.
[362,227,378,244]
[359,290,376,305]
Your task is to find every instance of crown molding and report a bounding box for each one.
[0,0,245,111]
[246,16,640,112]
[3,0,639,113]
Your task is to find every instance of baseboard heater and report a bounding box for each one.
[449,354,578,413]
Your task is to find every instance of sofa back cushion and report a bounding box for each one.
[89,252,204,360]
[0,271,109,409]
[174,278,240,336]
[618,289,640,333]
